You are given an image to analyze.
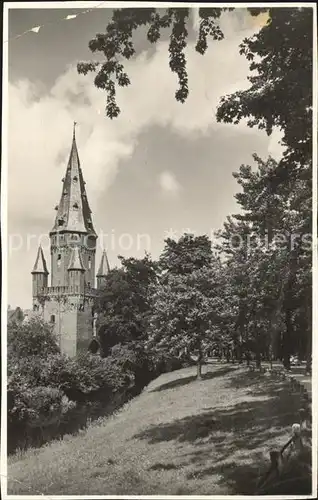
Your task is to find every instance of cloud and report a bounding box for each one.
[268,127,285,160]
[7,10,279,307]
[8,11,263,220]
[159,171,181,196]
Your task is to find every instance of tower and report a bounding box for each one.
[96,249,110,289]
[31,245,49,301]
[31,124,103,357]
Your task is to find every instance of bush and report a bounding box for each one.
[8,318,60,359]
[7,318,194,453]
[7,376,76,451]
[7,347,139,453]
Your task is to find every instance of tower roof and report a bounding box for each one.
[32,246,49,274]
[97,250,110,277]
[51,123,96,236]
[68,246,85,271]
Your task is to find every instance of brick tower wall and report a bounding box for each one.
[43,296,94,357]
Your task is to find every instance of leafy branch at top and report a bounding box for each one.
[77,7,259,118]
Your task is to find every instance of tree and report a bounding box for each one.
[8,318,60,359]
[159,233,213,276]
[96,253,158,356]
[217,8,312,169]
[148,264,223,379]
[148,234,223,378]
[216,154,311,370]
[77,7,270,118]
[78,7,312,168]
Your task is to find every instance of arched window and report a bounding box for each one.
[88,256,92,269]
[57,254,61,268]
[50,315,55,323]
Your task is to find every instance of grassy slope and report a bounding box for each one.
[8,364,311,496]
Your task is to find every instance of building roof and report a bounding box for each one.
[50,124,96,236]
[68,246,85,271]
[97,250,110,277]
[32,246,49,274]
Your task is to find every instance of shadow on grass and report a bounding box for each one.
[185,453,311,495]
[149,463,178,471]
[135,370,312,495]
[151,366,238,393]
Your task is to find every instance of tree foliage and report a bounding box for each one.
[216,153,311,369]
[96,253,158,355]
[8,318,60,359]
[159,233,213,275]
[148,235,223,378]
[7,318,147,453]
[78,7,312,167]
[77,7,272,118]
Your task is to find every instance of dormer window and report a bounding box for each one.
[54,205,58,211]
[58,218,64,227]
[63,190,67,196]
[73,176,78,182]
[62,178,65,182]
[73,202,79,209]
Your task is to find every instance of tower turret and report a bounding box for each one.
[68,246,85,293]
[96,250,110,289]
[31,245,49,298]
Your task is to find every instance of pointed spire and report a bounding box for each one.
[50,124,96,235]
[97,250,110,277]
[32,246,49,274]
[68,246,85,271]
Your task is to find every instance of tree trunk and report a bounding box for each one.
[196,346,203,380]
[305,322,312,375]
[255,340,261,369]
[282,249,298,371]
[269,343,273,370]
[282,308,292,370]
[226,347,230,363]
[245,350,250,366]
[196,359,202,380]
[305,299,312,375]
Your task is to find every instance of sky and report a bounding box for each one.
[6,4,284,309]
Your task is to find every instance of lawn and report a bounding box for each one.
[7,363,311,496]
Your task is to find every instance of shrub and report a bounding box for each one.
[8,318,60,359]
[7,319,162,452]
[7,376,76,452]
